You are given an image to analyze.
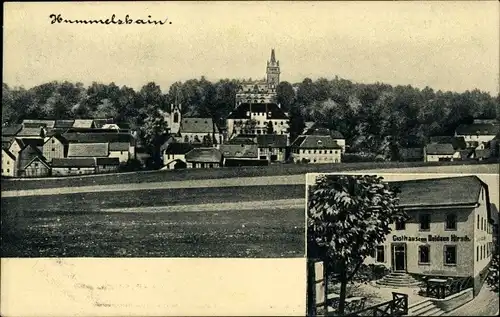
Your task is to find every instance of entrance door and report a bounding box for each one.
[392,244,406,272]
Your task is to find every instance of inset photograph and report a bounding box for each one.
[306,173,499,316]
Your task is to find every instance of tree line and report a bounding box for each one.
[3,76,499,160]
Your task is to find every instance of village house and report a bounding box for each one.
[1,148,17,177]
[220,138,265,167]
[108,142,130,163]
[95,157,120,173]
[72,119,96,129]
[185,148,223,169]
[423,143,458,162]
[290,135,342,164]
[162,143,194,169]
[63,132,135,160]
[226,102,290,139]
[53,119,76,132]
[17,144,50,178]
[256,134,288,162]
[304,126,346,153]
[367,176,494,296]
[8,138,44,159]
[42,134,69,163]
[52,158,96,176]
[16,123,46,139]
[1,124,22,150]
[176,117,222,146]
[455,121,500,148]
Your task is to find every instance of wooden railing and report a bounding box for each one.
[425,276,473,299]
[343,292,408,317]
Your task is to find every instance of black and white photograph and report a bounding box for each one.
[306,173,499,316]
[1,0,499,316]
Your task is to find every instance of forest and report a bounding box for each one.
[3,76,499,161]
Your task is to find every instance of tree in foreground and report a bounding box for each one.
[308,174,405,315]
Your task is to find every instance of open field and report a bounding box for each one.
[1,185,305,257]
[2,160,498,191]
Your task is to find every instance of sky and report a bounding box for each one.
[3,1,499,95]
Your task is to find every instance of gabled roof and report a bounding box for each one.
[95,157,120,166]
[17,127,44,137]
[68,143,109,157]
[22,120,55,128]
[391,176,488,211]
[2,124,23,136]
[226,103,289,120]
[164,143,194,155]
[226,136,258,145]
[63,132,132,144]
[72,119,95,128]
[305,127,345,139]
[24,155,50,170]
[185,148,222,163]
[44,134,69,145]
[180,117,217,134]
[429,136,467,150]
[256,134,288,148]
[290,135,342,149]
[455,123,500,136]
[425,143,455,155]
[52,158,96,168]
[54,120,75,129]
[109,142,130,151]
[13,138,45,149]
[220,143,259,158]
[2,148,16,161]
[18,144,47,169]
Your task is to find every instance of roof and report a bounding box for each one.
[72,119,95,128]
[185,148,222,163]
[256,134,288,148]
[390,175,487,210]
[220,143,259,158]
[44,134,69,145]
[52,158,96,168]
[93,118,114,129]
[180,117,217,134]
[2,124,23,136]
[227,136,258,145]
[22,120,55,128]
[24,156,50,170]
[109,142,130,151]
[226,103,289,120]
[2,148,16,161]
[63,132,132,144]
[18,144,46,169]
[425,143,455,155]
[455,123,500,136]
[95,157,120,166]
[17,127,43,137]
[68,143,109,157]
[14,138,45,149]
[164,143,194,155]
[429,136,467,150]
[54,120,75,129]
[291,135,342,149]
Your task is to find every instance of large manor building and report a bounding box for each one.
[235,49,281,105]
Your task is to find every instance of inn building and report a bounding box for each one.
[366,176,495,295]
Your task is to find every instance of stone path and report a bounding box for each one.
[444,284,499,316]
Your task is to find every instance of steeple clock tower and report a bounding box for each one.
[266,49,280,90]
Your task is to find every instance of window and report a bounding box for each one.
[52,139,55,144]
[420,214,431,231]
[477,246,480,261]
[477,215,480,229]
[445,213,457,230]
[419,245,430,264]
[330,150,333,154]
[7,161,9,165]
[376,246,385,262]
[444,245,457,265]
[395,220,406,230]
[6,169,9,173]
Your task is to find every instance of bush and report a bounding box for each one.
[342,152,378,163]
[118,159,144,172]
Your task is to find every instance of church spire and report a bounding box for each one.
[270,49,276,63]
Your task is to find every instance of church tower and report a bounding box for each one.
[266,49,280,90]
[169,89,182,135]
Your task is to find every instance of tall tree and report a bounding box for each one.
[277,81,295,112]
[308,174,405,315]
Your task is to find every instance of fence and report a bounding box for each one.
[344,292,408,317]
[425,276,473,299]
